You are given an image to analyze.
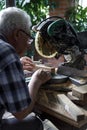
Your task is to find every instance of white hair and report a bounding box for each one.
[0,7,32,35]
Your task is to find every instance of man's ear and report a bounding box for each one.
[13,29,20,41]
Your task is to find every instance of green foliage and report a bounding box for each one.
[0,0,49,25]
[65,5,87,32]
[16,0,49,25]
[0,0,5,10]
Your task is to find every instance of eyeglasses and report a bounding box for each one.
[19,29,34,44]
[19,29,30,37]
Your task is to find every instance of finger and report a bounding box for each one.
[23,65,34,71]
[25,63,35,68]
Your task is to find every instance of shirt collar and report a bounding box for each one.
[0,34,8,42]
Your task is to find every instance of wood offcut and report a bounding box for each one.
[57,94,85,121]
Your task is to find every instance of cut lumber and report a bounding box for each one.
[67,92,87,106]
[57,94,85,121]
[35,64,55,74]
[67,92,79,101]
[72,85,87,100]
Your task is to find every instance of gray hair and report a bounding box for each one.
[0,7,32,35]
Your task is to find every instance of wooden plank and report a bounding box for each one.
[67,92,79,101]
[72,85,87,100]
[36,89,87,128]
[67,92,87,106]
[57,94,85,121]
[35,64,55,74]
[69,77,87,85]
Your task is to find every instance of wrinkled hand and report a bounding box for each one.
[29,69,52,87]
[20,56,35,71]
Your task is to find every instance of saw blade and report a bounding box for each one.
[57,66,87,78]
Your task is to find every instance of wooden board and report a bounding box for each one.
[57,94,85,121]
[35,64,55,74]
[67,92,87,106]
[69,77,87,85]
[36,89,87,128]
[72,85,87,100]
[67,92,79,101]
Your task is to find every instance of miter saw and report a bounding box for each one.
[32,16,87,70]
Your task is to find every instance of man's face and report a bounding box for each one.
[15,29,33,57]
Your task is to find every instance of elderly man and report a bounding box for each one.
[0,7,52,130]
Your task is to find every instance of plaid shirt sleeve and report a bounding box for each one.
[0,61,31,113]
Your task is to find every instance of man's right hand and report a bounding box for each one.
[20,56,35,71]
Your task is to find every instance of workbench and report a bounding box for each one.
[34,80,87,130]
